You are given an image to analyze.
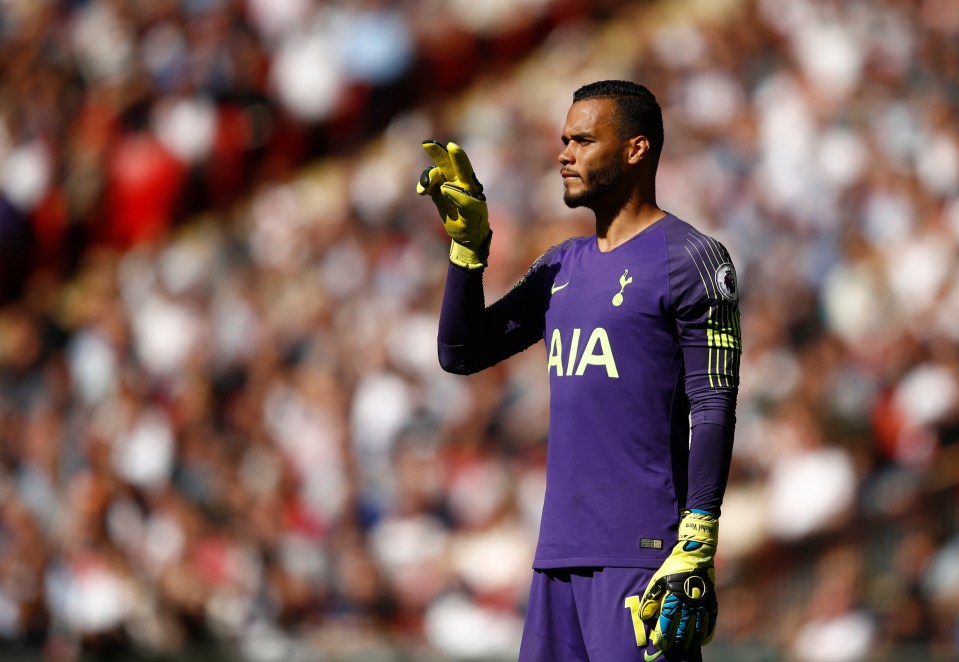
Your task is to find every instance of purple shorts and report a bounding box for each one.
[518,567,704,662]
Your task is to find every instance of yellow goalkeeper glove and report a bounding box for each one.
[640,510,719,653]
[416,140,491,269]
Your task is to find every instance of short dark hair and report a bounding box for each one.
[572,80,664,155]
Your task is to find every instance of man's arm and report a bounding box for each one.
[639,228,741,653]
[437,258,551,375]
[418,140,549,374]
[675,238,740,515]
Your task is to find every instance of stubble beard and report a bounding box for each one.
[563,159,623,209]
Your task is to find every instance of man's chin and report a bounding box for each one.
[563,190,587,209]
[563,194,591,209]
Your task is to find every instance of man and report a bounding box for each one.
[417,80,740,662]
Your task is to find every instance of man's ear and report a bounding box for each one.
[626,135,650,165]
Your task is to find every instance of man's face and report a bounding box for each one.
[559,98,626,209]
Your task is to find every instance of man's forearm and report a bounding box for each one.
[685,390,737,515]
[437,262,487,374]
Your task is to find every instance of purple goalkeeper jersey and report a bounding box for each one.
[438,213,740,569]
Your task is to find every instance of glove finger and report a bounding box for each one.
[693,606,706,645]
[447,142,483,194]
[698,603,717,646]
[651,593,681,651]
[673,607,696,653]
[640,598,662,624]
[423,177,457,223]
[422,140,455,181]
[639,579,666,622]
[651,616,676,651]
[416,165,446,196]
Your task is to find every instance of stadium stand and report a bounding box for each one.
[0,0,957,660]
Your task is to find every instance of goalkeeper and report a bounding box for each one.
[418,80,740,662]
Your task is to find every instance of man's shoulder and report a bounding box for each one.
[532,235,591,268]
[660,214,731,260]
[554,234,593,253]
[660,213,718,245]
[661,214,739,304]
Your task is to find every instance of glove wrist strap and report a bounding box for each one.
[678,510,719,546]
[449,231,492,270]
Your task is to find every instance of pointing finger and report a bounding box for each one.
[447,142,483,194]
[422,140,455,181]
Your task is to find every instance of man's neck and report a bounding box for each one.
[595,201,666,252]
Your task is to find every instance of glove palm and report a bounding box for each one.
[416,140,491,269]
[640,510,719,653]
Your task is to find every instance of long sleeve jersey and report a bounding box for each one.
[437,213,740,569]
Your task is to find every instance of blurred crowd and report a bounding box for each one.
[0,0,958,660]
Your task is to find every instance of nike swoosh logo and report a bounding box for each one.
[644,651,663,661]
[551,281,569,295]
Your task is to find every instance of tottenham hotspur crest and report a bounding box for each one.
[715,262,738,302]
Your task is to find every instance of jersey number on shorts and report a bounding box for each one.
[624,595,647,647]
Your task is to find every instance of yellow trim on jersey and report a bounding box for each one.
[706,302,741,388]
[685,232,742,390]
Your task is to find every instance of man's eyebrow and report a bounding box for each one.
[562,131,595,143]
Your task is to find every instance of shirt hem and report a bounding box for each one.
[532,556,666,570]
